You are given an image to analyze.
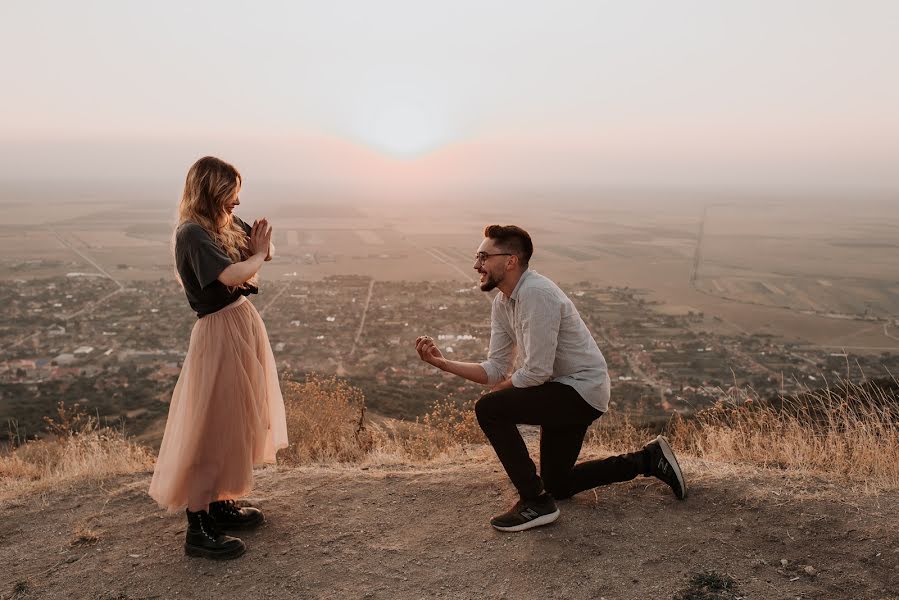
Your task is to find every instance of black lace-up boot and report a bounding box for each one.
[209,499,265,530]
[185,509,246,560]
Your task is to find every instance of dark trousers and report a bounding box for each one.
[475,382,650,501]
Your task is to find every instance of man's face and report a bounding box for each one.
[474,238,511,292]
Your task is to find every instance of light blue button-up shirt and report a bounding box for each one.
[479,270,610,412]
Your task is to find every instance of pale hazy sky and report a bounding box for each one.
[2,1,898,193]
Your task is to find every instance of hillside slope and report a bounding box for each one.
[2,456,897,600]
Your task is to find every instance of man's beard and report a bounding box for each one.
[479,270,500,292]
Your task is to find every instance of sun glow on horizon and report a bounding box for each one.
[343,81,459,159]
[349,102,456,159]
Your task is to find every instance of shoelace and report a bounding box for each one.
[215,500,241,517]
[200,518,217,541]
[194,511,220,541]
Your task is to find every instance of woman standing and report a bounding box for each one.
[149,156,288,560]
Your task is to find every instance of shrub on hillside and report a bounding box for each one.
[389,396,485,460]
[279,375,375,464]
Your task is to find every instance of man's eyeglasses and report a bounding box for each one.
[474,252,513,264]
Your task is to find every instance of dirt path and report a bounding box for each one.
[2,458,897,600]
[349,279,376,359]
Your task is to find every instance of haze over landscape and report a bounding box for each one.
[2,3,898,598]
[2,0,898,192]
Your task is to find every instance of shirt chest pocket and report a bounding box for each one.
[510,307,529,362]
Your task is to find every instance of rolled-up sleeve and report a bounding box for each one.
[479,299,516,385]
[510,289,560,388]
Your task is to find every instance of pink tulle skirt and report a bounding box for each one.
[149,296,288,511]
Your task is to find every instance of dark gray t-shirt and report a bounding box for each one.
[175,217,258,317]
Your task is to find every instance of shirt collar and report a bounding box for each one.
[502,269,533,304]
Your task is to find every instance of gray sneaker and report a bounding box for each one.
[644,435,687,499]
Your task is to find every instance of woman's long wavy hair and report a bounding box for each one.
[175,156,256,289]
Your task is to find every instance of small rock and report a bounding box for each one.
[803,566,817,576]
[780,559,789,567]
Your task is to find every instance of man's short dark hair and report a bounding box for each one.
[484,224,533,268]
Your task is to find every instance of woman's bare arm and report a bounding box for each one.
[219,219,272,286]
[218,253,266,286]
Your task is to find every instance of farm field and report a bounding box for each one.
[2,187,897,352]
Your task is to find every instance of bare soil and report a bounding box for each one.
[2,457,897,600]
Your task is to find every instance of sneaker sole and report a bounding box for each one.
[184,543,247,560]
[491,508,560,532]
[656,435,687,500]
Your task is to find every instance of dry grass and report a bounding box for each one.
[278,378,647,464]
[585,411,653,452]
[380,396,486,461]
[280,376,485,463]
[279,375,376,464]
[3,376,896,499]
[0,403,153,501]
[668,379,899,489]
[70,524,101,547]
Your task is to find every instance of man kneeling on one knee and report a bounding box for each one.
[415,224,687,532]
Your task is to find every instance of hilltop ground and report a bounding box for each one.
[2,451,897,600]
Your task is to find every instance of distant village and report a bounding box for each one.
[2,273,897,440]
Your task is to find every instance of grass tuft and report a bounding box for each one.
[674,570,740,600]
[70,525,101,547]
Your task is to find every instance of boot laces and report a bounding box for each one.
[218,499,241,517]
[197,511,219,541]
